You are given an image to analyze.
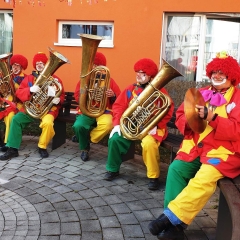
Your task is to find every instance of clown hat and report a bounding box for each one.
[32,52,48,69]
[134,58,158,77]
[10,54,28,70]
[94,52,107,66]
[206,51,240,86]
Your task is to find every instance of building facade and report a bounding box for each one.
[1,0,240,91]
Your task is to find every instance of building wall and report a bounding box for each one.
[1,0,240,91]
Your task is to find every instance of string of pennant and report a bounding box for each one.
[4,0,114,7]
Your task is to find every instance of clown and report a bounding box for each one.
[0,54,28,152]
[148,52,240,239]
[72,52,121,162]
[0,52,65,160]
[103,58,174,190]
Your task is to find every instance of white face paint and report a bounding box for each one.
[136,72,150,84]
[35,61,45,72]
[12,63,22,75]
[211,77,227,86]
[211,71,228,87]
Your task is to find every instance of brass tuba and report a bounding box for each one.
[24,48,69,119]
[120,59,182,140]
[0,52,16,101]
[78,34,110,118]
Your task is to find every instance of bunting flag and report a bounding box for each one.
[4,0,115,7]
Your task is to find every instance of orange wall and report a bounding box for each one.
[1,0,240,91]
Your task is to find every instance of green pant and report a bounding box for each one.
[7,112,35,149]
[164,157,201,208]
[106,133,132,172]
[72,114,95,150]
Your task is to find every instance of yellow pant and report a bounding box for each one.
[168,164,224,224]
[38,114,55,149]
[90,114,113,143]
[4,111,15,143]
[141,135,160,178]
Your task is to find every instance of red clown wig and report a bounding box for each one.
[134,58,158,78]
[10,54,28,70]
[32,52,48,69]
[94,52,107,66]
[206,51,240,86]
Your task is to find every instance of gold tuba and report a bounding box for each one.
[24,48,69,119]
[0,52,16,102]
[78,34,110,118]
[120,59,182,140]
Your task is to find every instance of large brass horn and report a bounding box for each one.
[120,59,182,141]
[78,34,110,118]
[0,52,16,102]
[24,47,69,119]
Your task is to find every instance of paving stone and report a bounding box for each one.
[102,228,124,240]
[93,206,115,217]
[41,222,60,235]
[57,178,76,186]
[110,203,132,214]
[61,222,81,235]
[85,196,107,207]
[39,211,60,223]
[76,209,97,220]
[80,219,101,232]
[60,235,81,240]
[44,193,66,203]
[122,225,144,238]
[52,185,72,194]
[116,213,139,225]
[62,192,82,201]
[59,211,79,222]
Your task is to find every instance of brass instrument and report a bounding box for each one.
[120,59,182,141]
[78,33,110,118]
[24,47,69,119]
[0,52,16,102]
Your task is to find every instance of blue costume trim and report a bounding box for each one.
[207,158,221,165]
[163,208,188,229]
[163,208,182,225]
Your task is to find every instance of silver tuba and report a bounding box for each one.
[24,48,69,119]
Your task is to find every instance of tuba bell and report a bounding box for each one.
[120,59,182,141]
[24,48,69,119]
[0,52,16,102]
[78,34,110,118]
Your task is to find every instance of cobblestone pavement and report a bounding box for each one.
[0,136,219,240]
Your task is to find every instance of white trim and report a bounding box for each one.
[57,20,114,48]
[0,10,12,13]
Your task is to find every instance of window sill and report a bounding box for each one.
[54,42,114,48]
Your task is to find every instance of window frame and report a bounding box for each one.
[54,20,114,48]
[0,10,13,54]
[161,13,240,82]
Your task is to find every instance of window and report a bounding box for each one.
[162,13,240,82]
[55,21,114,48]
[0,11,13,54]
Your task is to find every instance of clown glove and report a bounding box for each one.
[109,125,121,138]
[52,97,60,105]
[30,85,41,93]
[148,126,157,135]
